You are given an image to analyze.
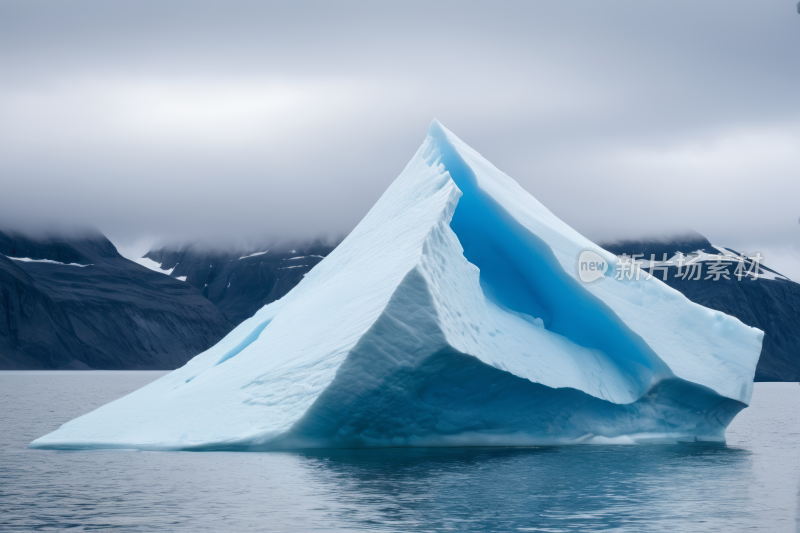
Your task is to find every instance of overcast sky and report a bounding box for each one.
[1,1,799,277]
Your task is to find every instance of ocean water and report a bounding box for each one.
[1,372,798,532]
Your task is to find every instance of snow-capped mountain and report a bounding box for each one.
[0,229,232,369]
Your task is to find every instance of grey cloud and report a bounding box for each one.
[0,0,798,272]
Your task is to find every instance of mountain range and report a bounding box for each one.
[1,228,797,381]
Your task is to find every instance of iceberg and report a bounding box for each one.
[30,121,763,450]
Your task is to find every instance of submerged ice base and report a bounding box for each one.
[30,121,762,451]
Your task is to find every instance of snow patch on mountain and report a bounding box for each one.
[134,256,175,275]
[4,255,91,267]
[238,251,269,260]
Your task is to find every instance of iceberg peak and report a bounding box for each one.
[30,122,762,451]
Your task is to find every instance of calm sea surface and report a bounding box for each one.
[1,372,798,532]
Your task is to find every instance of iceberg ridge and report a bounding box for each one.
[30,120,763,450]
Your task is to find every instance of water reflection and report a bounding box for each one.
[289,445,753,531]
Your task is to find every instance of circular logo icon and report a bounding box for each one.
[577,250,609,283]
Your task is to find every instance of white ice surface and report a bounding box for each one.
[31,121,763,451]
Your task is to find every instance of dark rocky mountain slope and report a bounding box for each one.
[601,231,800,382]
[143,240,337,326]
[0,230,232,370]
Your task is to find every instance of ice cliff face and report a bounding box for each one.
[30,121,763,450]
